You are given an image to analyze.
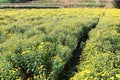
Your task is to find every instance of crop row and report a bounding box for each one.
[0,9,103,80]
[71,9,120,80]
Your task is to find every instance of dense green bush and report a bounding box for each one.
[71,9,120,80]
[0,9,102,80]
[0,0,32,3]
[0,0,10,3]
[113,0,120,8]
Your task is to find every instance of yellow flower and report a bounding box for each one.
[84,78,88,80]
[116,74,120,78]
[110,77,114,80]
[39,65,44,69]
[38,45,43,49]
[21,50,29,55]
[84,70,91,74]
[101,73,105,76]
[41,42,44,45]
[80,70,91,77]
[27,78,30,80]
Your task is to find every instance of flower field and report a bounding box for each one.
[0,9,120,80]
[71,9,120,80]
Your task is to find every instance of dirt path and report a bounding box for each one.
[58,18,100,80]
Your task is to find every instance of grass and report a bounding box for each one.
[0,0,106,8]
[0,3,105,9]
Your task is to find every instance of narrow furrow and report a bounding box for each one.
[58,18,100,80]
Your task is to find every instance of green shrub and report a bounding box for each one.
[0,0,32,3]
[0,0,11,3]
[113,0,120,8]
[0,9,103,80]
[71,9,120,80]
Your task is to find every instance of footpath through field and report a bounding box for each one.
[58,10,105,80]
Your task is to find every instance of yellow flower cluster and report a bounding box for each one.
[71,9,120,80]
[0,8,119,80]
[21,50,30,55]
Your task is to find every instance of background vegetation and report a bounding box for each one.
[113,0,120,8]
[0,0,107,8]
[0,0,32,3]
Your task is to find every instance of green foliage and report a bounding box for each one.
[71,9,120,80]
[0,0,32,3]
[0,0,10,3]
[0,9,102,80]
[1,9,119,80]
[67,3,105,8]
[113,0,120,8]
